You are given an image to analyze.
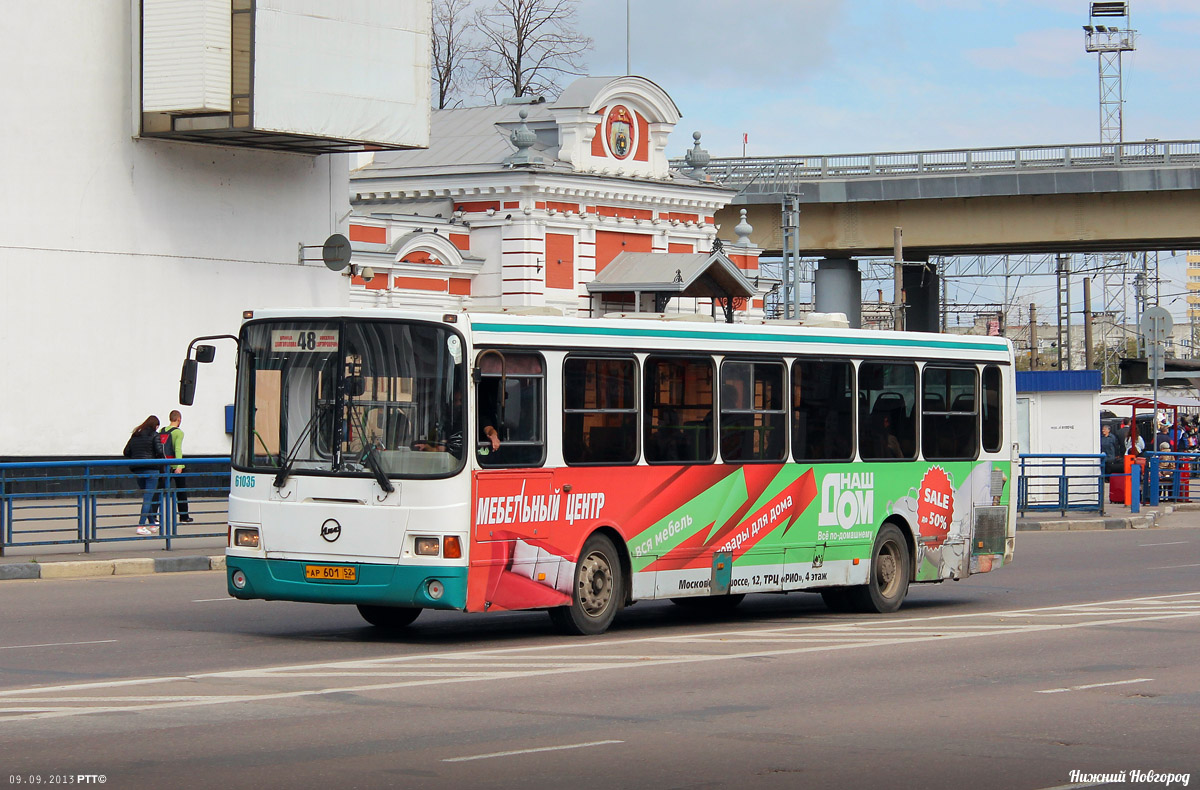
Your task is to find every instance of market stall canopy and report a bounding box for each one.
[1102,395,1200,408]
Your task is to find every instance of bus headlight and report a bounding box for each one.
[427,579,445,600]
[231,569,247,589]
[414,537,440,556]
[233,528,260,549]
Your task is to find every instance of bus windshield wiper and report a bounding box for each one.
[274,410,322,488]
[362,445,395,494]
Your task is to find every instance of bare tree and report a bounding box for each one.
[431,0,477,109]
[473,0,593,100]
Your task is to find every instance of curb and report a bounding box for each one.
[1017,510,1161,532]
[0,555,226,582]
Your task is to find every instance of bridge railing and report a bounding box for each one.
[0,458,230,554]
[684,140,1200,192]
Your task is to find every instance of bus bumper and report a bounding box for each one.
[226,557,467,610]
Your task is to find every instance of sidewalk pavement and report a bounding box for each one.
[1,503,1196,583]
[0,537,226,582]
[1016,500,1200,532]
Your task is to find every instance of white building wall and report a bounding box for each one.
[1,1,351,457]
[1017,391,1101,456]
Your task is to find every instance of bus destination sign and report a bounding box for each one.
[271,329,339,352]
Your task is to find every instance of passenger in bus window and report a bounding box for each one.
[652,408,687,462]
[474,377,506,464]
[865,412,903,459]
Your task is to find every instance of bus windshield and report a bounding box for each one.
[233,319,466,479]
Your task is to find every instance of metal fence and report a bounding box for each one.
[1017,454,1107,515]
[686,139,1200,194]
[0,458,230,553]
[1144,451,1200,507]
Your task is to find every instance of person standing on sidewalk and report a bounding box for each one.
[123,415,164,533]
[162,410,193,523]
[1100,425,1122,498]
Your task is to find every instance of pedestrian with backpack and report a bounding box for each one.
[123,415,164,534]
[160,410,193,524]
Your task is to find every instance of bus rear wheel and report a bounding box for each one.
[549,534,622,636]
[847,523,910,614]
[357,604,421,629]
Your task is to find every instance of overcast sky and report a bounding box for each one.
[575,0,1200,158]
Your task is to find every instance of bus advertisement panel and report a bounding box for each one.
[470,459,1009,613]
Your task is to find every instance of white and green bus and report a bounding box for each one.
[185,310,1016,635]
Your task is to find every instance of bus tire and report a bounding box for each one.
[671,594,745,611]
[848,523,910,613]
[357,604,421,629]
[549,534,622,635]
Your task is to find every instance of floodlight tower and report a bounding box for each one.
[1083,3,1137,382]
[1083,2,1136,145]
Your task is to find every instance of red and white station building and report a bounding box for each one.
[346,76,771,318]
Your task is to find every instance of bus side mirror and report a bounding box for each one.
[180,359,199,406]
[178,336,236,406]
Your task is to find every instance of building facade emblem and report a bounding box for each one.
[606,105,634,159]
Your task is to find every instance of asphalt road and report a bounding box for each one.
[2,525,1198,790]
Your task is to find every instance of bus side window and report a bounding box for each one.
[859,361,917,461]
[922,365,979,461]
[720,359,787,463]
[563,356,638,465]
[982,365,1003,452]
[475,351,546,468]
[792,358,854,462]
[644,356,714,464]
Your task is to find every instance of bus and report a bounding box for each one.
[182,309,1017,636]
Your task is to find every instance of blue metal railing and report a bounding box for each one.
[1144,451,1200,507]
[1018,454,1106,515]
[0,458,230,554]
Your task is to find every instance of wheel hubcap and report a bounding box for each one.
[876,540,900,597]
[577,551,613,616]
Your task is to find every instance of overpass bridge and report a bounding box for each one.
[699,139,1200,258]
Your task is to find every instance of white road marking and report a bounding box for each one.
[1036,783,1116,790]
[0,640,116,651]
[1138,541,1188,546]
[1035,678,1153,694]
[1148,563,1200,570]
[442,740,624,763]
[192,597,236,603]
[1,592,1198,722]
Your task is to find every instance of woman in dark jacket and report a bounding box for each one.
[124,415,163,532]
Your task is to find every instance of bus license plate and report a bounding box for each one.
[305,565,356,582]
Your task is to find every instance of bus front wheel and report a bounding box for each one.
[848,523,910,614]
[549,534,622,635]
[357,604,421,629]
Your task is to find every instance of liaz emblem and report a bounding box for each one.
[320,518,342,543]
[606,105,633,159]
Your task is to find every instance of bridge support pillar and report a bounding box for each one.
[901,261,940,333]
[814,258,861,329]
